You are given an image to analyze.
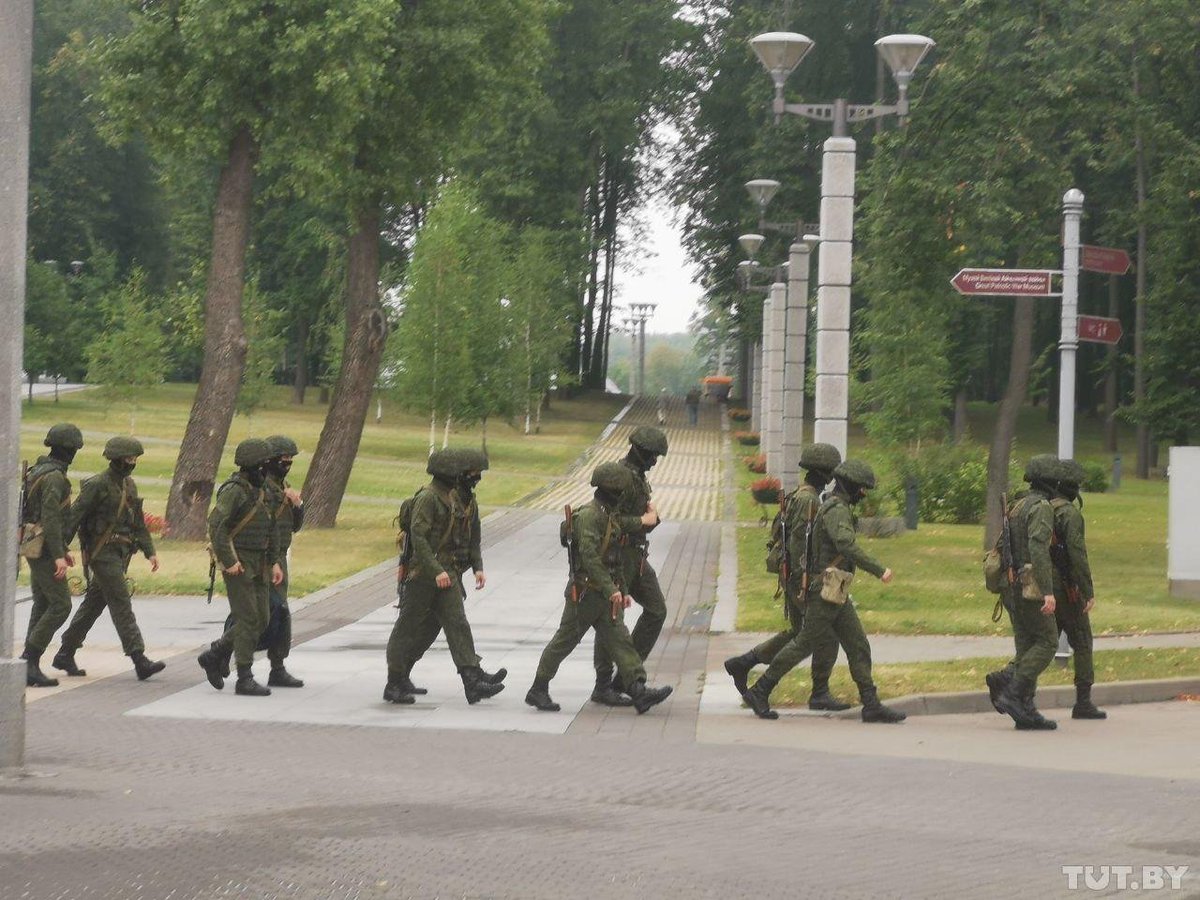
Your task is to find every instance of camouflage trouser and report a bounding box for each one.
[213,558,291,666]
[1007,590,1058,685]
[387,573,481,675]
[59,550,145,656]
[220,550,272,668]
[1054,591,1094,685]
[594,555,666,682]
[539,587,646,687]
[762,594,875,696]
[24,554,74,655]
[751,580,840,690]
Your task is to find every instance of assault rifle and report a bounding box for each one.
[777,490,790,593]
[563,504,578,602]
[992,492,1017,621]
[205,552,217,605]
[799,500,819,595]
[16,460,28,578]
[1049,517,1082,604]
[394,530,411,609]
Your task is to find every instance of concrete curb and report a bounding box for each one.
[811,677,1200,718]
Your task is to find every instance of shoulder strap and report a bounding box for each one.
[23,472,53,518]
[229,488,266,541]
[91,480,129,554]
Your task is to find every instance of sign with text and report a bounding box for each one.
[1077,315,1124,345]
[1081,245,1132,276]
[951,268,1057,296]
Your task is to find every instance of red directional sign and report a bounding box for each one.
[951,268,1057,296]
[1080,245,1131,276]
[1077,315,1124,345]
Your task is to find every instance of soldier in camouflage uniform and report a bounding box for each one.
[200,438,284,696]
[723,443,848,711]
[389,449,505,699]
[591,425,667,707]
[525,462,673,715]
[742,460,906,724]
[383,448,504,706]
[201,435,305,689]
[984,455,1061,730]
[1051,459,1105,719]
[20,424,84,687]
[55,436,166,681]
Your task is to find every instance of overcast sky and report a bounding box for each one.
[612,193,704,336]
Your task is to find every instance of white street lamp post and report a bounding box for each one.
[629,302,656,399]
[750,31,935,456]
[1058,189,1084,459]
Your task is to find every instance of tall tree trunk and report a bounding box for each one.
[1104,275,1119,452]
[1133,57,1150,477]
[580,175,602,384]
[291,315,309,405]
[590,162,619,387]
[983,297,1037,548]
[952,387,969,442]
[302,206,388,527]
[164,125,256,540]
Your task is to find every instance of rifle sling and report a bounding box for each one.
[91,481,129,557]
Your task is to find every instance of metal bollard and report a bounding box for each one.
[1112,454,1122,491]
[904,478,919,530]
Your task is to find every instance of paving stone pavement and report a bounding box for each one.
[8,396,1200,897]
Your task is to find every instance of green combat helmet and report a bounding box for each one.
[460,449,489,473]
[103,436,145,460]
[426,447,463,480]
[44,423,84,450]
[1023,453,1059,483]
[1056,458,1086,486]
[799,442,842,473]
[233,438,273,469]
[590,461,634,495]
[266,434,300,458]
[834,459,877,490]
[629,426,669,456]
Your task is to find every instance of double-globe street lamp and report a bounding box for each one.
[749,30,935,456]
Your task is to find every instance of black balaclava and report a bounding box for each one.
[267,458,293,480]
[595,487,622,508]
[627,446,659,473]
[1029,478,1055,498]
[49,446,77,466]
[110,459,136,478]
[803,469,830,491]
[834,476,866,505]
[1057,480,1083,507]
[243,465,267,488]
[459,472,482,492]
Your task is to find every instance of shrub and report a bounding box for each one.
[1079,460,1110,493]
[744,454,766,474]
[886,444,989,525]
[728,408,752,422]
[143,512,168,536]
[750,476,782,504]
[735,431,760,446]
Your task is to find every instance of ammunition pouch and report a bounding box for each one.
[17,523,45,559]
[820,559,853,605]
[1018,563,1042,601]
[983,548,1004,594]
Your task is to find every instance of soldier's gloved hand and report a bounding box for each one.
[1041,594,1056,615]
[475,571,486,590]
[224,562,245,576]
[54,558,69,580]
[436,571,452,589]
[271,563,284,586]
[148,555,160,573]
[880,568,894,584]
[1084,597,1095,614]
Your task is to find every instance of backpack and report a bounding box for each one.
[395,488,425,569]
[765,505,787,574]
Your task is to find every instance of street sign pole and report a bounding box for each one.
[1058,189,1084,460]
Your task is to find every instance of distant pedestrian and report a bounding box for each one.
[657,388,667,425]
[685,387,701,426]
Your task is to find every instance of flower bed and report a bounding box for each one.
[744,454,766,474]
[734,431,760,447]
[750,476,782,504]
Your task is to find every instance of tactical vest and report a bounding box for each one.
[1008,493,1049,570]
[23,459,70,523]
[218,476,273,554]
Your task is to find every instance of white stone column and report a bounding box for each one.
[757,296,773,455]
[814,136,856,457]
[1058,188,1084,459]
[766,280,786,477]
[0,0,32,768]
[781,240,814,492]
[750,341,763,433]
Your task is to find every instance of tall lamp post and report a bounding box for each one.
[629,302,656,398]
[750,31,935,455]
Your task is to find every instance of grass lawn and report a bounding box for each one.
[20,385,625,595]
[734,405,1199,636]
[763,647,1200,705]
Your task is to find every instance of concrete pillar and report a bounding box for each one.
[1058,188,1084,459]
[0,0,32,769]
[757,295,773,453]
[814,136,856,457]
[781,240,814,492]
[750,341,763,433]
[766,280,786,478]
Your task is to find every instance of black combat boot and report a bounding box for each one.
[808,676,851,712]
[995,677,1037,729]
[627,680,673,715]
[985,669,1012,714]
[859,686,907,723]
[590,669,633,707]
[742,675,779,720]
[480,666,508,685]
[197,648,225,690]
[51,647,86,677]
[234,664,271,696]
[268,667,304,688]
[131,651,166,681]
[1072,682,1107,720]
[525,678,561,712]
[396,673,427,696]
[216,643,233,679]
[723,650,759,696]
[461,667,505,704]
[1016,684,1057,730]
[383,671,416,705]
[22,649,59,688]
